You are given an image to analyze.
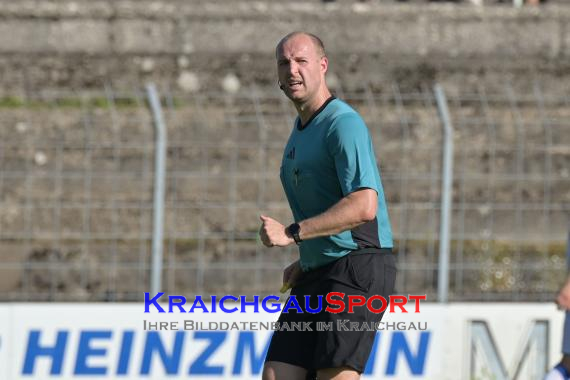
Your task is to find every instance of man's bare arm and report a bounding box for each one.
[297,188,377,240]
[259,188,377,247]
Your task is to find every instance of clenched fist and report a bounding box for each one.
[258,215,294,248]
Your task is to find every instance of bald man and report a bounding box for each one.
[259,32,396,380]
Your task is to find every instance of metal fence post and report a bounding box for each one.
[146,83,167,296]
[434,84,454,303]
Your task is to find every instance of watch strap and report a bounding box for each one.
[287,223,302,245]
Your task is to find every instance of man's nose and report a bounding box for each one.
[287,61,299,76]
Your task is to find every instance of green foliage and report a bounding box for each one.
[0,96,148,109]
[0,96,25,108]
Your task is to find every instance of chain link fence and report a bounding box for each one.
[0,82,568,302]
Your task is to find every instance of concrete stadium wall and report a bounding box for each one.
[1,1,569,301]
[0,0,569,93]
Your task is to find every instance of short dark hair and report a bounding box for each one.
[275,32,326,58]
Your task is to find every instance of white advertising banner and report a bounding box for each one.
[0,302,564,379]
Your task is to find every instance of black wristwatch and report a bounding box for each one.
[287,223,302,245]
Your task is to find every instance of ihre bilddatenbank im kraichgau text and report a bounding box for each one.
[143,292,428,332]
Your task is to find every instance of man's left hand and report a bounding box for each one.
[259,215,295,247]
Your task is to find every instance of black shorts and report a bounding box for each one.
[265,248,397,374]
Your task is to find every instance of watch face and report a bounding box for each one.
[289,223,301,244]
[289,223,300,235]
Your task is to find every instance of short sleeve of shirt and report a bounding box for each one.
[325,113,379,196]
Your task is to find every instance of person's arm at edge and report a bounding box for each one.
[557,274,570,309]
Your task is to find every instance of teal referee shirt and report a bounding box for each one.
[280,97,393,271]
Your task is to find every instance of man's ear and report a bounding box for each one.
[321,56,328,74]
